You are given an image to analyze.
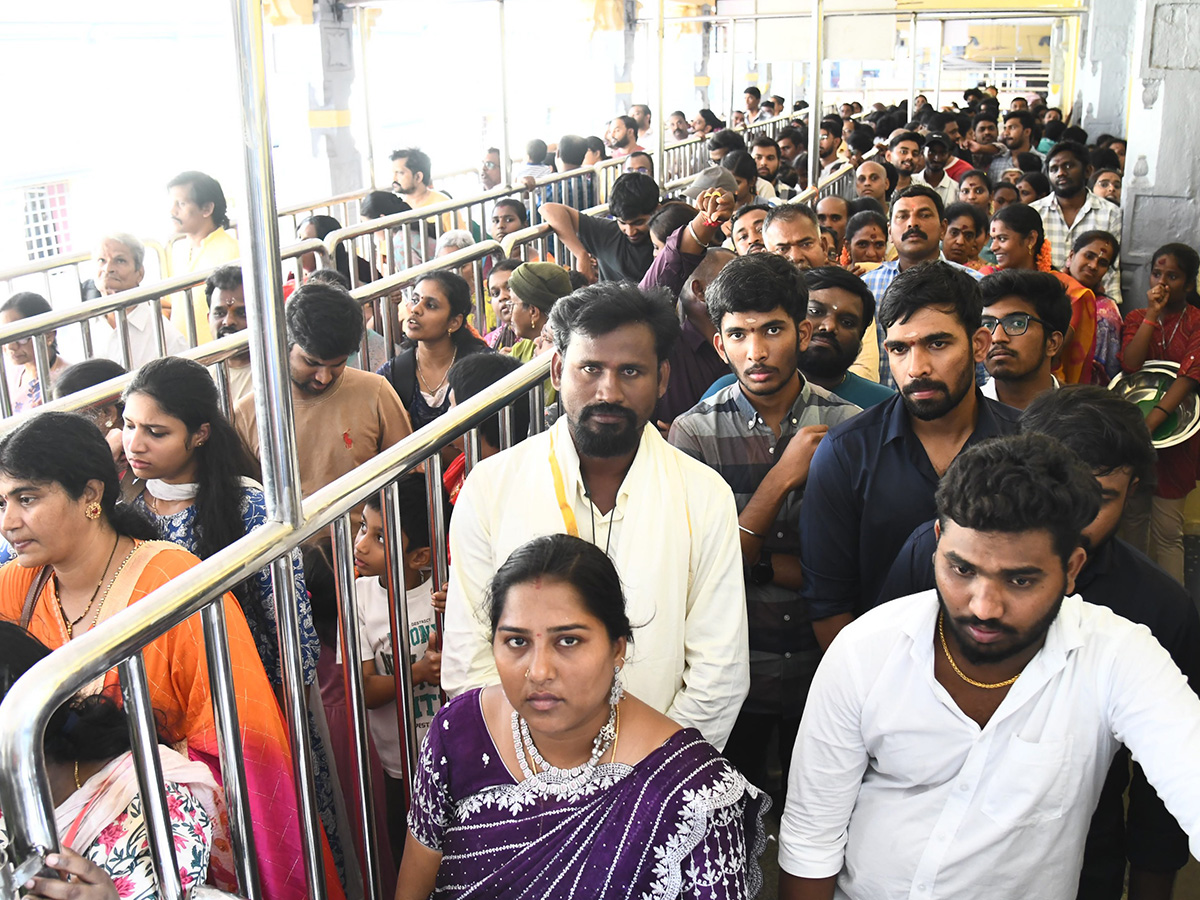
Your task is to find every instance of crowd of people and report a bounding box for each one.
[2,78,1200,900]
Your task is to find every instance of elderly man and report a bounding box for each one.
[92,233,187,368]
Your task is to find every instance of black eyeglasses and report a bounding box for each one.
[981,313,1050,336]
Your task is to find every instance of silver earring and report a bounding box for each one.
[609,663,625,706]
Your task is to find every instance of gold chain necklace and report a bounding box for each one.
[415,345,457,395]
[937,611,1020,689]
[55,536,120,639]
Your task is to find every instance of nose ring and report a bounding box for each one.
[524,669,530,679]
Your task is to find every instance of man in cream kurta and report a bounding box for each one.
[441,283,750,750]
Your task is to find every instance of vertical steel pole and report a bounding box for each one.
[908,13,919,120]
[381,481,421,781]
[807,0,824,195]
[357,7,377,190]
[933,19,946,111]
[119,654,184,900]
[727,20,737,119]
[32,335,52,404]
[497,0,513,186]
[653,0,666,184]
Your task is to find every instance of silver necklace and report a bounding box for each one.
[510,704,617,797]
[415,345,457,395]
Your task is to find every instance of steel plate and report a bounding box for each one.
[1108,361,1200,449]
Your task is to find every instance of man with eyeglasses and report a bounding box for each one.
[979,270,1071,410]
[480,147,502,190]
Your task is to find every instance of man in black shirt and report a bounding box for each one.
[542,172,659,283]
[876,385,1200,900]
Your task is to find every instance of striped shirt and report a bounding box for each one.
[668,377,861,716]
[1031,190,1124,305]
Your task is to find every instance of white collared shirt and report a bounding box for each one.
[94,302,189,370]
[442,418,750,749]
[779,591,1200,899]
[980,374,1059,403]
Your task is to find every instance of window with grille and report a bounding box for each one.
[23,182,71,261]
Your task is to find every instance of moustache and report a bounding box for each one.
[953,614,1019,637]
[902,378,948,396]
[901,227,928,241]
[580,403,636,425]
[217,325,243,338]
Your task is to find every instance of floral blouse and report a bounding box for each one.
[83,782,212,900]
[133,484,318,686]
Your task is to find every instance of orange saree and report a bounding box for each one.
[0,541,345,900]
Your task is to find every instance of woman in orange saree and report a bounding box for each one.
[0,411,344,900]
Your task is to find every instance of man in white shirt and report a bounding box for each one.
[92,233,188,368]
[442,281,750,749]
[779,433,1200,900]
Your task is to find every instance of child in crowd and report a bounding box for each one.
[353,474,441,865]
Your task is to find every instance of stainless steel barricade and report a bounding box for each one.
[0,309,552,900]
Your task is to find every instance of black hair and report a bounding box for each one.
[880,161,900,198]
[167,171,230,229]
[301,539,338,650]
[744,86,761,101]
[750,135,781,154]
[584,136,608,160]
[526,139,548,163]
[0,412,159,541]
[493,198,529,226]
[879,261,983,335]
[1021,386,1157,486]
[286,281,365,359]
[844,210,888,243]
[979,269,1072,336]
[1089,147,1121,172]
[490,257,523,278]
[362,472,431,549]
[849,196,886,217]
[994,182,1020,204]
[414,271,490,353]
[204,263,243,303]
[557,135,588,167]
[1015,152,1043,174]
[390,147,432,186]
[959,168,994,194]
[486,535,633,643]
[698,109,725,130]
[820,117,843,140]
[446,352,531,450]
[927,112,953,133]
[612,115,639,137]
[972,112,998,131]
[891,183,946,220]
[762,202,819,239]
[1044,140,1090,171]
[802,266,877,335]
[847,130,875,155]
[550,281,679,363]
[308,268,351,290]
[1017,171,1051,201]
[731,202,773,231]
[1150,243,1200,307]
[0,622,139,765]
[360,191,411,219]
[1071,229,1120,260]
[1003,109,1034,132]
[936,433,1102,564]
[609,172,660,221]
[708,130,747,155]
[705,252,808,329]
[1042,120,1066,143]
[52,358,127,402]
[889,130,925,151]
[0,292,58,363]
[992,204,1046,259]
[125,357,261,566]
[943,200,989,236]
[720,150,758,187]
[297,214,360,281]
[1061,126,1090,145]
[648,201,696,246]
[777,126,804,150]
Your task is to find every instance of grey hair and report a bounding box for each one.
[98,232,145,271]
[434,229,476,256]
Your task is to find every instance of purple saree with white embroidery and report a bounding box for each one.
[408,688,769,899]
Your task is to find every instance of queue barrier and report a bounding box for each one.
[0,246,550,900]
[661,112,794,183]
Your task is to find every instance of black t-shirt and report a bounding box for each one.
[576,215,655,283]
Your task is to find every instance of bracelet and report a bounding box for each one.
[738,525,765,539]
[1154,405,1172,415]
[687,221,705,246]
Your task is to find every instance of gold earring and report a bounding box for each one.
[85,502,102,520]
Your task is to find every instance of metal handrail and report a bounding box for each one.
[0,353,552,896]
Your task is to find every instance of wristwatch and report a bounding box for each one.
[750,552,774,586]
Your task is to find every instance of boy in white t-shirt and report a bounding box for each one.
[353,474,441,865]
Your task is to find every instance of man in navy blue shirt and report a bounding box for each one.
[799,261,1020,648]
[876,385,1200,900]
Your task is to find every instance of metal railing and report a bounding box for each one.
[0,240,172,314]
[660,112,794,183]
[0,239,324,419]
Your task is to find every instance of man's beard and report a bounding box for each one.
[936,583,1064,667]
[798,336,859,379]
[900,366,974,421]
[567,403,643,457]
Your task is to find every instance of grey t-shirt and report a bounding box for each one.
[576,214,655,283]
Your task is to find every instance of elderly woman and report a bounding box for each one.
[0,412,344,900]
[396,534,768,899]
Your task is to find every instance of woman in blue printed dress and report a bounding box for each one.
[120,356,350,882]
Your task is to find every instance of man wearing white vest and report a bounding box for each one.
[441,282,750,749]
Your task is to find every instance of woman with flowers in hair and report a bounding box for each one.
[983,203,1098,383]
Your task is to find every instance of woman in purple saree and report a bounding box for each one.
[396,534,768,899]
